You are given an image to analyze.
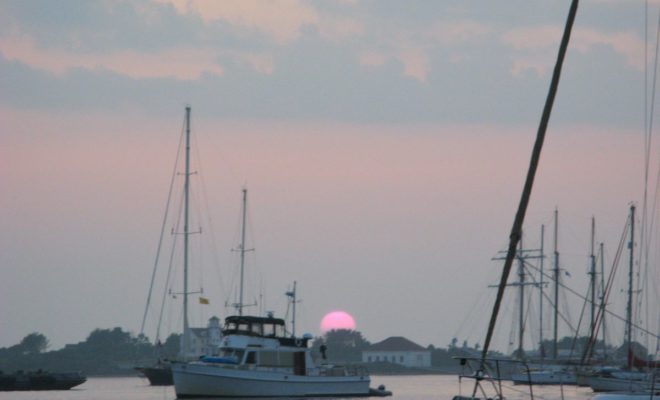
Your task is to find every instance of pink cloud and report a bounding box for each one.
[156,0,319,44]
[0,36,223,80]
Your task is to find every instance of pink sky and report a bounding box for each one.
[0,106,647,350]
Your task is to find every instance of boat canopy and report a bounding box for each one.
[223,315,287,338]
[222,315,310,348]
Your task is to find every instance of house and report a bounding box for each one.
[182,316,223,358]
[362,336,431,368]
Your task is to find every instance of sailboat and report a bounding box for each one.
[171,190,375,398]
[135,106,212,386]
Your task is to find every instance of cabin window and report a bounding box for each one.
[259,351,294,367]
[245,351,257,364]
[275,325,285,337]
[263,324,275,336]
[238,322,249,331]
[251,324,262,335]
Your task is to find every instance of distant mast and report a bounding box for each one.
[539,224,545,362]
[182,105,192,358]
[625,204,635,368]
[233,188,254,316]
[589,217,596,335]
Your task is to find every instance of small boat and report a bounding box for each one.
[172,315,372,398]
[0,370,86,391]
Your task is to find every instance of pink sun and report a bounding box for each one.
[320,311,356,333]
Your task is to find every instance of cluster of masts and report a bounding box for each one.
[498,205,638,367]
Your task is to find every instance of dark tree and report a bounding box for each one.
[19,332,49,354]
[162,333,181,358]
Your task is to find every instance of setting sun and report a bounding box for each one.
[320,311,356,333]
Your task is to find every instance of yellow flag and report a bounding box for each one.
[199,297,209,305]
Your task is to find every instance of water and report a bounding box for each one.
[0,375,595,400]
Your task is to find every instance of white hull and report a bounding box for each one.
[172,362,371,398]
[588,375,659,393]
[511,370,577,385]
[592,394,659,400]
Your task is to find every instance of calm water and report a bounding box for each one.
[0,375,595,400]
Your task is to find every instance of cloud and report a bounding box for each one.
[502,25,645,76]
[398,45,429,82]
[427,20,492,45]
[0,36,223,80]
[157,0,319,44]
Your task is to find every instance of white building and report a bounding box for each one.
[184,316,223,358]
[362,336,431,368]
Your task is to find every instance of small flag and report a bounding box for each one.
[199,297,209,305]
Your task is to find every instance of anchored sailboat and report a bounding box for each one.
[136,106,214,385]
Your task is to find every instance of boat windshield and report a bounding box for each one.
[220,348,245,363]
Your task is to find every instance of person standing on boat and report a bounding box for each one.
[320,344,327,360]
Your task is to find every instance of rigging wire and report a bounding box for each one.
[139,113,186,338]
[192,128,227,302]
[156,184,185,343]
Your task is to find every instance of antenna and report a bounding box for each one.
[285,281,302,337]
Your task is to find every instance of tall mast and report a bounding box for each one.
[589,217,597,335]
[182,105,191,358]
[239,188,248,317]
[539,224,545,362]
[553,208,560,359]
[626,204,635,368]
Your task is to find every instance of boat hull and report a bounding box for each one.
[0,372,86,391]
[172,362,371,398]
[511,370,577,385]
[135,365,173,386]
[588,375,659,393]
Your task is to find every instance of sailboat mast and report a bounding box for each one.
[626,204,635,368]
[239,188,248,317]
[182,105,191,358]
[589,217,596,334]
[553,208,560,359]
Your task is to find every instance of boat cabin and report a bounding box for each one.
[222,315,310,348]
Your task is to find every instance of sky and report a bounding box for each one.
[1,0,659,353]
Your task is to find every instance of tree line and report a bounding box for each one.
[1,328,648,376]
[0,329,180,376]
